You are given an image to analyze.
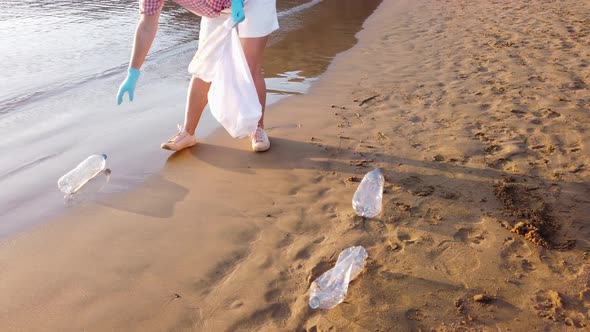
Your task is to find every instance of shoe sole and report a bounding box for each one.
[253,145,270,152]
[161,142,197,151]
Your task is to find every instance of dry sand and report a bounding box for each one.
[2,0,590,330]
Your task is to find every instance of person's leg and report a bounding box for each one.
[161,15,221,151]
[181,13,223,135]
[240,36,269,128]
[161,76,209,150]
[183,77,211,135]
[183,35,268,136]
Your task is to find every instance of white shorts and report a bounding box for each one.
[199,0,279,48]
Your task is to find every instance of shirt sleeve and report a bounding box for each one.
[139,0,165,15]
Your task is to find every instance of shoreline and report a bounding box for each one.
[0,0,380,239]
[2,0,590,330]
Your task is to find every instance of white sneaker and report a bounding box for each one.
[161,124,197,151]
[250,126,270,152]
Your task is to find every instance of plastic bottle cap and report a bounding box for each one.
[309,296,320,309]
[101,154,108,160]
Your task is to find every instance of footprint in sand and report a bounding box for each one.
[484,142,526,170]
[228,302,292,330]
[294,244,313,261]
[276,233,294,249]
[539,253,586,277]
[258,256,274,270]
[319,202,336,214]
[228,299,244,310]
[397,231,420,245]
[453,227,487,244]
[264,288,281,302]
[480,103,491,111]
[532,289,588,328]
[509,109,527,118]
[568,140,583,153]
[229,270,300,330]
[288,185,304,196]
[191,248,249,296]
[404,308,426,322]
[404,42,416,51]
[526,134,558,158]
[530,108,561,125]
[539,108,562,119]
[580,287,590,314]
[528,108,562,126]
[400,176,436,197]
[294,236,326,261]
[499,236,535,279]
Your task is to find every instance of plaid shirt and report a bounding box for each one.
[139,0,232,18]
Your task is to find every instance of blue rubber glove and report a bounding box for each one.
[117,67,140,105]
[231,0,245,24]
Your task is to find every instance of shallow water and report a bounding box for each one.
[0,0,314,113]
[0,0,382,236]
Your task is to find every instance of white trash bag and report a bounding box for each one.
[188,18,262,138]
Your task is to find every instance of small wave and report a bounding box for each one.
[0,65,126,116]
[278,0,323,18]
[0,42,196,117]
[0,154,60,181]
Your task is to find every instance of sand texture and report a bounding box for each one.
[1,0,590,330]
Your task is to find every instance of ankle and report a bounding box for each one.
[183,126,195,136]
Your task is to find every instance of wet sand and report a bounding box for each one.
[2,0,590,330]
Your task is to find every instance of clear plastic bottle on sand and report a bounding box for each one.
[309,246,368,309]
[352,168,384,218]
[58,154,107,194]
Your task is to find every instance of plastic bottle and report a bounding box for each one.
[58,154,107,194]
[309,246,368,309]
[352,168,384,218]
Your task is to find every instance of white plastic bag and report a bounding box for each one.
[188,18,262,138]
